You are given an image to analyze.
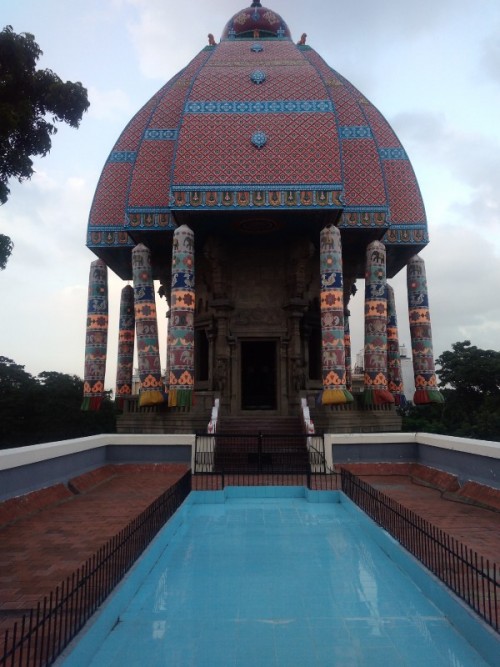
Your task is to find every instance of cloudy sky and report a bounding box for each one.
[1,0,500,390]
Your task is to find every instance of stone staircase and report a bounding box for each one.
[213,416,309,473]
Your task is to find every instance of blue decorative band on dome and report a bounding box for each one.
[379,147,408,160]
[171,183,342,192]
[339,126,373,139]
[184,100,334,114]
[144,129,179,140]
[108,151,136,163]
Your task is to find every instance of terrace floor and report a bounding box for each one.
[0,462,499,652]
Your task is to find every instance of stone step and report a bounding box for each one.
[218,416,303,435]
[212,422,309,473]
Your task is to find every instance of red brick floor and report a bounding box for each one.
[1,463,499,653]
[0,464,189,645]
[356,473,500,564]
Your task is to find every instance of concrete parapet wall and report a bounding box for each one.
[1,432,499,500]
[327,432,500,489]
[0,434,194,501]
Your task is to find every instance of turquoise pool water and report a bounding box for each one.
[61,488,498,666]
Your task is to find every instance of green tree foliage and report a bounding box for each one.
[0,356,39,446]
[402,341,500,441]
[0,25,90,267]
[0,233,13,269]
[436,340,500,396]
[0,357,116,449]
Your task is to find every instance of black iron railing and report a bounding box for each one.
[0,471,191,667]
[194,432,326,473]
[341,469,500,633]
[193,432,337,490]
[192,470,338,490]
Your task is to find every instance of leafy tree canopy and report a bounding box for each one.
[0,355,37,392]
[0,25,90,267]
[0,233,13,269]
[436,340,500,396]
[0,357,115,448]
[402,341,500,442]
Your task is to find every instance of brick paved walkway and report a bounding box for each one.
[358,474,500,564]
[0,464,189,646]
[1,462,499,655]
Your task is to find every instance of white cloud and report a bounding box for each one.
[480,27,500,85]
[87,86,133,121]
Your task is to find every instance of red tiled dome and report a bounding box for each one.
[221,2,292,40]
[88,3,428,279]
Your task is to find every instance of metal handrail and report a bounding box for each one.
[194,432,324,474]
[341,469,499,633]
[0,472,191,667]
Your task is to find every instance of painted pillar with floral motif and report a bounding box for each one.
[386,283,406,406]
[407,255,443,404]
[363,240,394,405]
[115,285,135,409]
[132,243,164,407]
[320,224,353,404]
[82,258,108,411]
[168,225,195,408]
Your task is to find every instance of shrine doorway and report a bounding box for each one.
[240,341,277,410]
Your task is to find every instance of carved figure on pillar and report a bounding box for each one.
[344,316,352,392]
[214,357,228,394]
[363,241,394,405]
[115,285,135,409]
[132,244,164,407]
[319,224,353,404]
[82,258,108,411]
[407,255,443,404]
[169,225,195,408]
[386,284,406,406]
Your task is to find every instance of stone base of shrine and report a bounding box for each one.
[117,393,216,434]
[308,394,402,434]
[116,392,402,435]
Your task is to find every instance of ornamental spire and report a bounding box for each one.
[251,1,262,6]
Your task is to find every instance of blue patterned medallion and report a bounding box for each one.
[250,70,266,84]
[251,131,267,148]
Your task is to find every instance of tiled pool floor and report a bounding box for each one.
[63,493,495,666]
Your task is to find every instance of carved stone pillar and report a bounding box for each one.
[204,235,232,405]
[212,299,233,405]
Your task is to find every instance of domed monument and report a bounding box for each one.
[82,1,442,433]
